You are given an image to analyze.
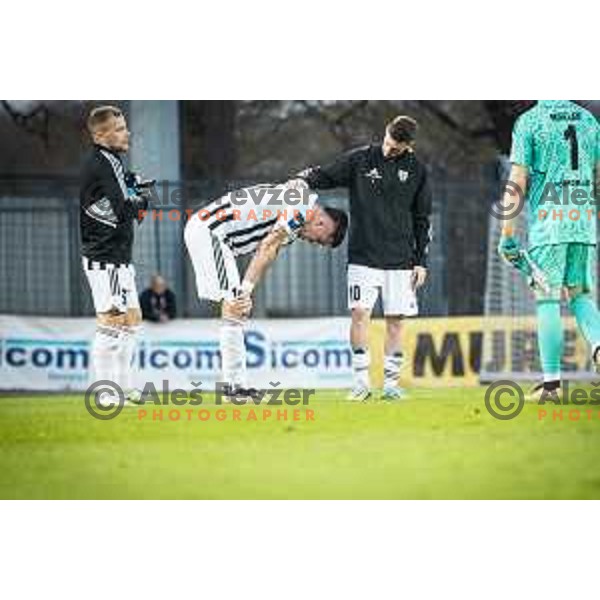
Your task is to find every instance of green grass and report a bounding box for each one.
[1,387,599,499]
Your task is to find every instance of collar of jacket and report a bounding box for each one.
[375,144,414,162]
[94,143,123,159]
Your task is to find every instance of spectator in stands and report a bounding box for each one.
[140,275,177,322]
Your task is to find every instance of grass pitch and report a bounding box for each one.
[1,387,599,499]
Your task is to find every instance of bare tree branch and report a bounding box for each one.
[417,100,499,142]
[1,101,50,147]
[297,100,370,146]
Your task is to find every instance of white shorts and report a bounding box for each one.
[347,264,418,316]
[184,219,240,302]
[82,257,140,314]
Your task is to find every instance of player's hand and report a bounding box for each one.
[284,178,309,191]
[412,266,427,290]
[224,298,250,321]
[498,234,521,263]
[230,293,253,318]
[223,294,252,321]
[238,292,253,317]
[138,187,155,202]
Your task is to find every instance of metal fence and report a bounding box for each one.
[0,171,476,318]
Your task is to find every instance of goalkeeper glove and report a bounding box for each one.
[498,230,521,263]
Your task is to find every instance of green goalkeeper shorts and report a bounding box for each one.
[529,243,597,299]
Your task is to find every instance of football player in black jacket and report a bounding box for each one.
[298,115,432,401]
[80,106,152,407]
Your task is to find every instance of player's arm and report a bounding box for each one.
[498,164,528,261]
[499,114,532,261]
[96,155,148,223]
[501,164,528,235]
[296,149,356,190]
[412,168,433,288]
[595,124,600,202]
[240,227,290,295]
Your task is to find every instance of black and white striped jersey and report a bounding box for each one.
[194,183,318,257]
[79,144,148,264]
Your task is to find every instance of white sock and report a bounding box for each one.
[220,318,247,388]
[91,325,120,384]
[384,353,404,389]
[114,325,141,393]
[352,348,370,389]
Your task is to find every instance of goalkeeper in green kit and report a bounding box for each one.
[498,100,600,398]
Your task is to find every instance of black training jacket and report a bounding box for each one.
[79,144,147,264]
[300,144,432,269]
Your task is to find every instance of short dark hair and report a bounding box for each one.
[87,105,123,133]
[324,206,348,248]
[387,115,418,143]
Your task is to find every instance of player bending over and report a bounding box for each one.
[499,100,600,399]
[184,182,348,401]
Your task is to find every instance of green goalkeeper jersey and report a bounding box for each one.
[510,100,600,249]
